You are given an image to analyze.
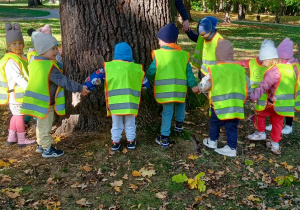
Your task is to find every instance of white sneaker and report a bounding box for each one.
[248,131,266,141]
[203,138,218,149]
[266,140,281,155]
[214,145,237,157]
[265,124,272,131]
[282,125,292,135]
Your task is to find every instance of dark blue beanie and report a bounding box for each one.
[157,23,179,43]
[198,16,218,35]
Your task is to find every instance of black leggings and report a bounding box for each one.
[285,117,293,126]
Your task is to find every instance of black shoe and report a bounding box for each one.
[111,141,121,151]
[155,135,169,148]
[127,140,136,150]
[174,121,183,132]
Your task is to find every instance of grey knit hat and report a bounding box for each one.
[34,33,58,55]
[259,39,279,61]
[5,22,24,47]
[216,40,234,61]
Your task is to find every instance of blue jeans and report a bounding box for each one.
[209,108,239,149]
[161,102,186,136]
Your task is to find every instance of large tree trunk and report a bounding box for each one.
[59,0,172,131]
[275,1,285,23]
[238,4,246,20]
[219,0,223,12]
[184,0,192,20]
[223,1,231,24]
[203,0,207,13]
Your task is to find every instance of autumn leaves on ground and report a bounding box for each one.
[0,12,300,210]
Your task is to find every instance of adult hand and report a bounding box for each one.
[81,86,90,96]
[183,19,190,32]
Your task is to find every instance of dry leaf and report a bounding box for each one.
[141,169,156,178]
[188,155,199,160]
[122,174,128,180]
[132,170,142,177]
[6,191,20,199]
[114,186,121,192]
[1,175,11,183]
[81,165,92,172]
[109,172,116,177]
[155,191,167,199]
[129,184,138,190]
[76,198,91,206]
[122,148,128,154]
[86,152,93,156]
[110,180,123,187]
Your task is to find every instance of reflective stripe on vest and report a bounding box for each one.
[293,64,300,111]
[273,64,296,117]
[21,58,65,118]
[104,60,144,116]
[209,63,247,120]
[27,50,38,63]
[154,49,189,104]
[198,32,223,76]
[0,53,28,104]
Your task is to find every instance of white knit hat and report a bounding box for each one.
[33,33,58,55]
[259,39,279,61]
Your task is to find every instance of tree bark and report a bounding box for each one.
[59,0,173,131]
[223,1,231,24]
[219,0,223,12]
[238,4,245,20]
[203,0,207,13]
[184,0,192,20]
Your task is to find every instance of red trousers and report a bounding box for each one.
[254,105,284,142]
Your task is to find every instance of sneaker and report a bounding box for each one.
[247,131,266,141]
[266,140,281,155]
[155,135,169,148]
[36,145,44,153]
[174,121,183,132]
[214,145,237,157]
[203,138,218,149]
[111,141,121,151]
[265,124,272,131]
[42,146,64,158]
[282,125,292,135]
[127,140,136,150]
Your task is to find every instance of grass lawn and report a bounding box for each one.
[0,0,59,9]
[0,6,50,18]
[0,11,299,210]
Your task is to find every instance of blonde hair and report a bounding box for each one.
[266,58,282,68]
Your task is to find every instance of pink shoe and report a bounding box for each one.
[17,132,36,148]
[7,130,17,145]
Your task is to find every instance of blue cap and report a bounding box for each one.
[157,23,179,43]
[113,42,134,62]
[198,16,218,35]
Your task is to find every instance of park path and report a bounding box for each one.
[0,8,59,20]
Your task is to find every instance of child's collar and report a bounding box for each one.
[162,43,182,51]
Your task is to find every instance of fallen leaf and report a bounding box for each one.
[81,165,92,172]
[141,169,156,178]
[129,184,138,190]
[132,170,142,177]
[1,175,11,183]
[188,178,198,189]
[122,174,128,180]
[122,148,128,154]
[172,173,188,183]
[109,172,116,177]
[114,186,121,192]
[76,198,91,206]
[183,121,195,125]
[156,191,167,199]
[248,194,261,202]
[188,155,199,160]
[110,180,123,187]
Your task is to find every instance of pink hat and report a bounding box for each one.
[277,38,294,60]
[37,24,52,35]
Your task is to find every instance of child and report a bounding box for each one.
[248,39,298,154]
[20,33,90,158]
[185,16,224,79]
[193,40,248,157]
[83,42,149,151]
[265,38,299,134]
[146,23,198,148]
[0,22,36,147]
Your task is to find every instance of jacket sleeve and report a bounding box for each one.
[250,67,278,101]
[5,59,28,90]
[236,60,250,68]
[186,29,198,43]
[50,66,83,93]
[186,62,197,88]
[175,0,189,21]
[145,54,157,81]
[82,67,105,91]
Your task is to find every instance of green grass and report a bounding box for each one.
[0,6,50,18]
[0,0,59,9]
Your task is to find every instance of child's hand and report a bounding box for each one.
[183,20,190,32]
[81,86,90,96]
[192,86,200,94]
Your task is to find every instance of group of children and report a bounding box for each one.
[0,18,299,158]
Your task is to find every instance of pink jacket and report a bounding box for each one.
[250,62,299,103]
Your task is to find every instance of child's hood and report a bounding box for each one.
[113,42,134,62]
